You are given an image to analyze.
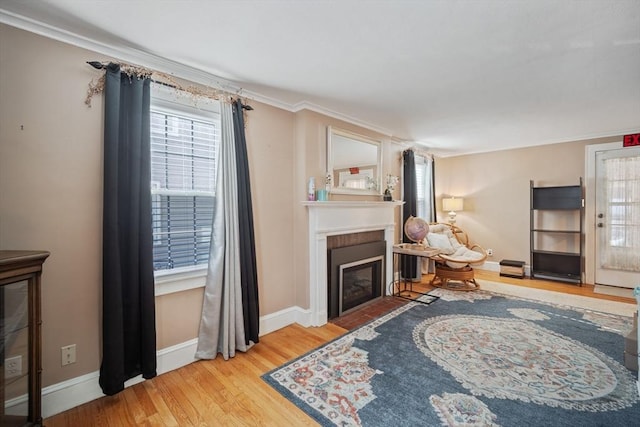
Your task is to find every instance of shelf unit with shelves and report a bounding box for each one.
[530,179,583,284]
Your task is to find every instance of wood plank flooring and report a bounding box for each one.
[44,271,636,426]
[45,323,346,427]
[473,270,636,304]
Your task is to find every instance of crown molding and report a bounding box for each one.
[0,9,244,92]
[0,8,388,137]
[292,101,393,137]
[433,128,640,158]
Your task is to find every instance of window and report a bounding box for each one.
[150,97,220,272]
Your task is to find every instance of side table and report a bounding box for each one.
[391,244,441,303]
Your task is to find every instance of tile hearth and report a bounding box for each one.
[329,296,408,330]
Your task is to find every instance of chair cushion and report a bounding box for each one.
[426,232,454,254]
[442,246,485,268]
[451,246,485,262]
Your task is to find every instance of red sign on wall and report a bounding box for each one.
[623,133,640,147]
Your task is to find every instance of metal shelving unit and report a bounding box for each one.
[530,179,583,284]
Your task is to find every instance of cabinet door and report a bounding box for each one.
[1,281,30,424]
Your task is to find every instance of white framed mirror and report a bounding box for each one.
[327,126,383,196]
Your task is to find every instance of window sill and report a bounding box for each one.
[154,266,208,296]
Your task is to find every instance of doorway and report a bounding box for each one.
[586,142,640,291]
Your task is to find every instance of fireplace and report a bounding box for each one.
[304,201,402,326]
[328,240,385,318]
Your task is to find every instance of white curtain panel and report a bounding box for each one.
[602,155,640,272]
[416,154,436,274]
[195,102,251,360]
[416,154,435,222]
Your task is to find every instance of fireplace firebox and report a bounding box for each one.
[328,240,386,318]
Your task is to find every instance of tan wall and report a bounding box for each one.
[1,24,105,387]
[244,101,296,314]
[435,136,620,271]
[0,24,296,387]
[156,289,203,349]
[291,109,404,308]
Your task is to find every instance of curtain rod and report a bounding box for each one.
[85,61,253,110]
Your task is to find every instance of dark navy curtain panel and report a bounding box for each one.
[402,149,419,280]
[100,63,157,396]
[232,99,260,344]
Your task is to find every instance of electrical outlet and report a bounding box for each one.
[5,355,22,379]
[487,248,494,256]
[61,344,76,366]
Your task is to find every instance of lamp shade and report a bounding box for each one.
[443,197,463,212]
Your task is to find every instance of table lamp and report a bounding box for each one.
[442,197,464,224]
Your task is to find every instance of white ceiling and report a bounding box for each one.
[1,0,639,156]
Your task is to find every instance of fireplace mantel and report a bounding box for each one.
[303,200,403,326]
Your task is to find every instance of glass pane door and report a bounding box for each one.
[1,281,29,423]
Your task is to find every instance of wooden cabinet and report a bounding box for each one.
[530,180,583,284]
[0,251,49,426]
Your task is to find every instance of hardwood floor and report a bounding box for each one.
[45,323,347,427]
[44,271,636,426]
[473,269,636,304]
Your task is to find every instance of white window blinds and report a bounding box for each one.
[150,109,220,271]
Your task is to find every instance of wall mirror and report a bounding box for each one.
[327,126,383,196]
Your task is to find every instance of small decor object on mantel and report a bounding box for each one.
[384,174,399,201]
[307,177,316,201]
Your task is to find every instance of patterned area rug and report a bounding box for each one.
[262,289,639,426]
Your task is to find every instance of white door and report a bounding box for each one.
[594,147,640,288]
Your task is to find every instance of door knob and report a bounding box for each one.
[597,213,604,218]
[597,223,604,228]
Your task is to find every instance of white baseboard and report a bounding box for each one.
[156,338,199,375]
[9,309,308,419]
[259,305,311,331]
[481,260,501,272]
[4,368,103,418]
[26,339,200,418]
[41,371,103,418]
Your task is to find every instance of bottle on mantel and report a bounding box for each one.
[307,177,316,201]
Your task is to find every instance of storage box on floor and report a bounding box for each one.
[624,311,638,371]
[499,260,525,278]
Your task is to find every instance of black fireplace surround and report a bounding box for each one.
[328,240,386,319]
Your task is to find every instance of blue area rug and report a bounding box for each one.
[262,289,639,426]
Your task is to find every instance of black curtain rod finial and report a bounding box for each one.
[242,104,254,111]
[87,61,106,70]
